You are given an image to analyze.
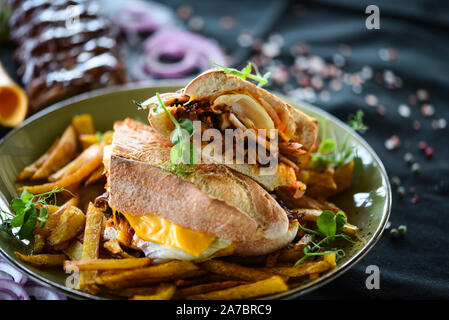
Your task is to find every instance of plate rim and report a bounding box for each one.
[0,83,391,300]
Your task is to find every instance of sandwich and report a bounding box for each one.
[99,118,298,263]
[144,70,319,195]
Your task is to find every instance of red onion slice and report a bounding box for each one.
[0,289,19,300]
[0,279,30,300]
[0,260,28,285]
[115,0,174,34]
[138,27,227,79]
[25,285,67,300]
[0,270,13,281]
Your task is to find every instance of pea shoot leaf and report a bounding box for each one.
[212,61,271,87]
[312,110,367,170]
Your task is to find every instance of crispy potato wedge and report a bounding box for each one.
[64,257,151,272]
[49,144,100,182]
[212,243,236,258]
[298,168,337,190]
[18,142,103,194]
[265,250,281,267]
[48,206,85,246]
[103,239,123,255]
[278,234,312,263]
[175,281,245,299]
[63,240,84,261]
[15,252,66,267]
[79,134,99,149]
[31,125,77,180]
[77,203,104,293]
[261,260,334,278]
[34,196,79,237]
[32,234,45,254]
[96,261,198,287]
[200,260,275,282]
[72,114,95,136]
[132,283,176,300]
[187,276,288,300]
[84,164,105,186]
[334,160,354,193]
[16,138,60,181]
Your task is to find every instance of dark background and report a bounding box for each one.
[1,0,448,299]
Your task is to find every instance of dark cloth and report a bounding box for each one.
[1,0,448,299]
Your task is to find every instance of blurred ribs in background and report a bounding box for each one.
[7,0,126,113]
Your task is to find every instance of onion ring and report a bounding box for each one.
[0,260,28,285]
[138,27,227,79]
[25,284,67,300]
[0,279,30,300]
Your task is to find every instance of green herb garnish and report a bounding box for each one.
[294,210,354,266]
[153,92,197,168]
[212,61,271,87]
[0,187,66,240]
[312,110,367,170]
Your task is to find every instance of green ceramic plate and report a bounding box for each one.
[0,82,391,300]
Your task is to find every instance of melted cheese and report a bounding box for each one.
[119,212,215,257]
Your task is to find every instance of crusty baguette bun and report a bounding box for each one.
[146,70,318,150]
[106,119,298,255]
[145,70,318,191]
[183,70,318,150]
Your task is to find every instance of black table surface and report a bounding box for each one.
[1,0,448,299]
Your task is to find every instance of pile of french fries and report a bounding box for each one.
[12,114,357,300]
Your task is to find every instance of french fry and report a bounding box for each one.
[333,160,354,193]
[72,114,95,136]
[33,234,45,254]
[322,252,337,268]
[298,168,337,190]
[103,239,123,255]
[265,250,281,267]
[132,283,176,300]
[35,203,60,214]
[187,276,288,300]
[293,209,358,236]
[52,241,71,251]
[48,144,100,182]
[261,260,333,278]
[18,141,104,194]
[96,261,199,288]
[31,125,77,180]
[278,234,312,263]
[79,134,99,149]
[309,273,320,280]
[48,206,86,246]
[84,164,105,186]
[15,252,66,267]
[77,203,104,293]
[16,138,60,181]
[200,260,275,282]
[175,281,245,299]
[211,243,236,258]
[63,240,84,261]
[34,196,79,237]
[64,257,151,272]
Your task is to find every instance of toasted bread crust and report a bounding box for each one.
[183,70,318,150]
[108,119,289,242]
[235,220,299,256]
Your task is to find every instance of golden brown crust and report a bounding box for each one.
[234,220,299,256]
[183,70,318,150]
[108,119,289,242]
